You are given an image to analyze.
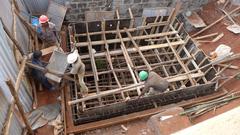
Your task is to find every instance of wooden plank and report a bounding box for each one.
[75,21,168,36]
[194,33,218,40]
[124,28,152,71]
[0,18,25,56]
[15,57,27,92]
[117,28,141,95]
[165,36,196,85]
[28,46,57,58]
[6,80,34,135]
[68,72,204,105]
[80,40,185,59]
[76,31,178,46]
[102,21,125,99]
[66,86,223,134]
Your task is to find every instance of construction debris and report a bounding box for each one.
[28,103,61,130]
[180,91,240,119]
[186,11,206,28]
[48,114,64,135]
[210,44,233,62]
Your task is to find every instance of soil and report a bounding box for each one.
[36,0,240,135]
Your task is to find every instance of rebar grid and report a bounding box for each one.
[67,8,217,125]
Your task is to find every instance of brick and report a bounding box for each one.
[134,0,141,3]
[98,1,104,6]
[88,2,98,7]
[70,3,77,8]
[78,3,87,8]
[142,0,149,3]
[124,0,133,4]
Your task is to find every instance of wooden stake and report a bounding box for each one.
[0,18,25,56]
[2,103,15,135]
[6,80,34,135]
[68,72,204,105]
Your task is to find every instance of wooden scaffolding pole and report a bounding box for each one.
[76,31,178,46]
[6,80,33,135]
[116,28,141,95]
[101,21,125,99]
[124,28,152,71]
[165,36,196,85]
[80,40,185,59]
[85,22,102,105]
[68,72,204,105]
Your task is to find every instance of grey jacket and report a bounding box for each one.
[143,71,169,94]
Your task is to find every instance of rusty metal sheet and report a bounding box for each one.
[187,12,206,28]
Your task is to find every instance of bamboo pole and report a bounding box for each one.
[80,40,185,59]
[124,28,152,71]
[2,103,15,135]
[0,18,25,56]
[6,80,34,135]
[76,31,178,46]
[68,72,204,105]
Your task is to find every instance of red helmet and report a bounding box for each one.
[39,15,49,24]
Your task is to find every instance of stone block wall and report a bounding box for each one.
[64,0,208,21]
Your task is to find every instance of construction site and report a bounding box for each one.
[1,0,240,135]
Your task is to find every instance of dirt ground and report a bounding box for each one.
[36,1,240,135]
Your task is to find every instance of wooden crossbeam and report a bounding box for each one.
[86,22,102,105]
[76,31,178,46]
[68,72,204,105]
[124,28,152,71]
[6,80,34,135]
[116,28,141,95]
[75,21,168,37]
[80,40,185,59]
[102,21,125,99]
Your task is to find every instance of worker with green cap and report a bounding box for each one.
[139,71,169,97]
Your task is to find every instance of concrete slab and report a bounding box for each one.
[147,107,192,135]
[172,106,240,135]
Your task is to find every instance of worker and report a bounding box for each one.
[31,50,56,91]
[37,15,60,49]
[139,71,169,97]
[67,49,88,96]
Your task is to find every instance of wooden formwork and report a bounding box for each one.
[63,7,217,134]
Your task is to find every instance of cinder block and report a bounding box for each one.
[147,107,192,135]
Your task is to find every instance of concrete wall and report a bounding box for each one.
[65,0,209,21]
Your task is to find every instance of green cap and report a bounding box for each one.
[139,71,148,81]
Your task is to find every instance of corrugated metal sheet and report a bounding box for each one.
[0,88,10,133]
[9,114,24,135]
[23,0,49,15]
[0,20,32,112]
[0,0,13,32]
[0,89,24,135]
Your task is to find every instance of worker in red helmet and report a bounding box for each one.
[37,15,60,49]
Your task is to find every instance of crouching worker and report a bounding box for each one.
[139,71,169,97]
[31,50,56,91]
[67,50,88,97]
